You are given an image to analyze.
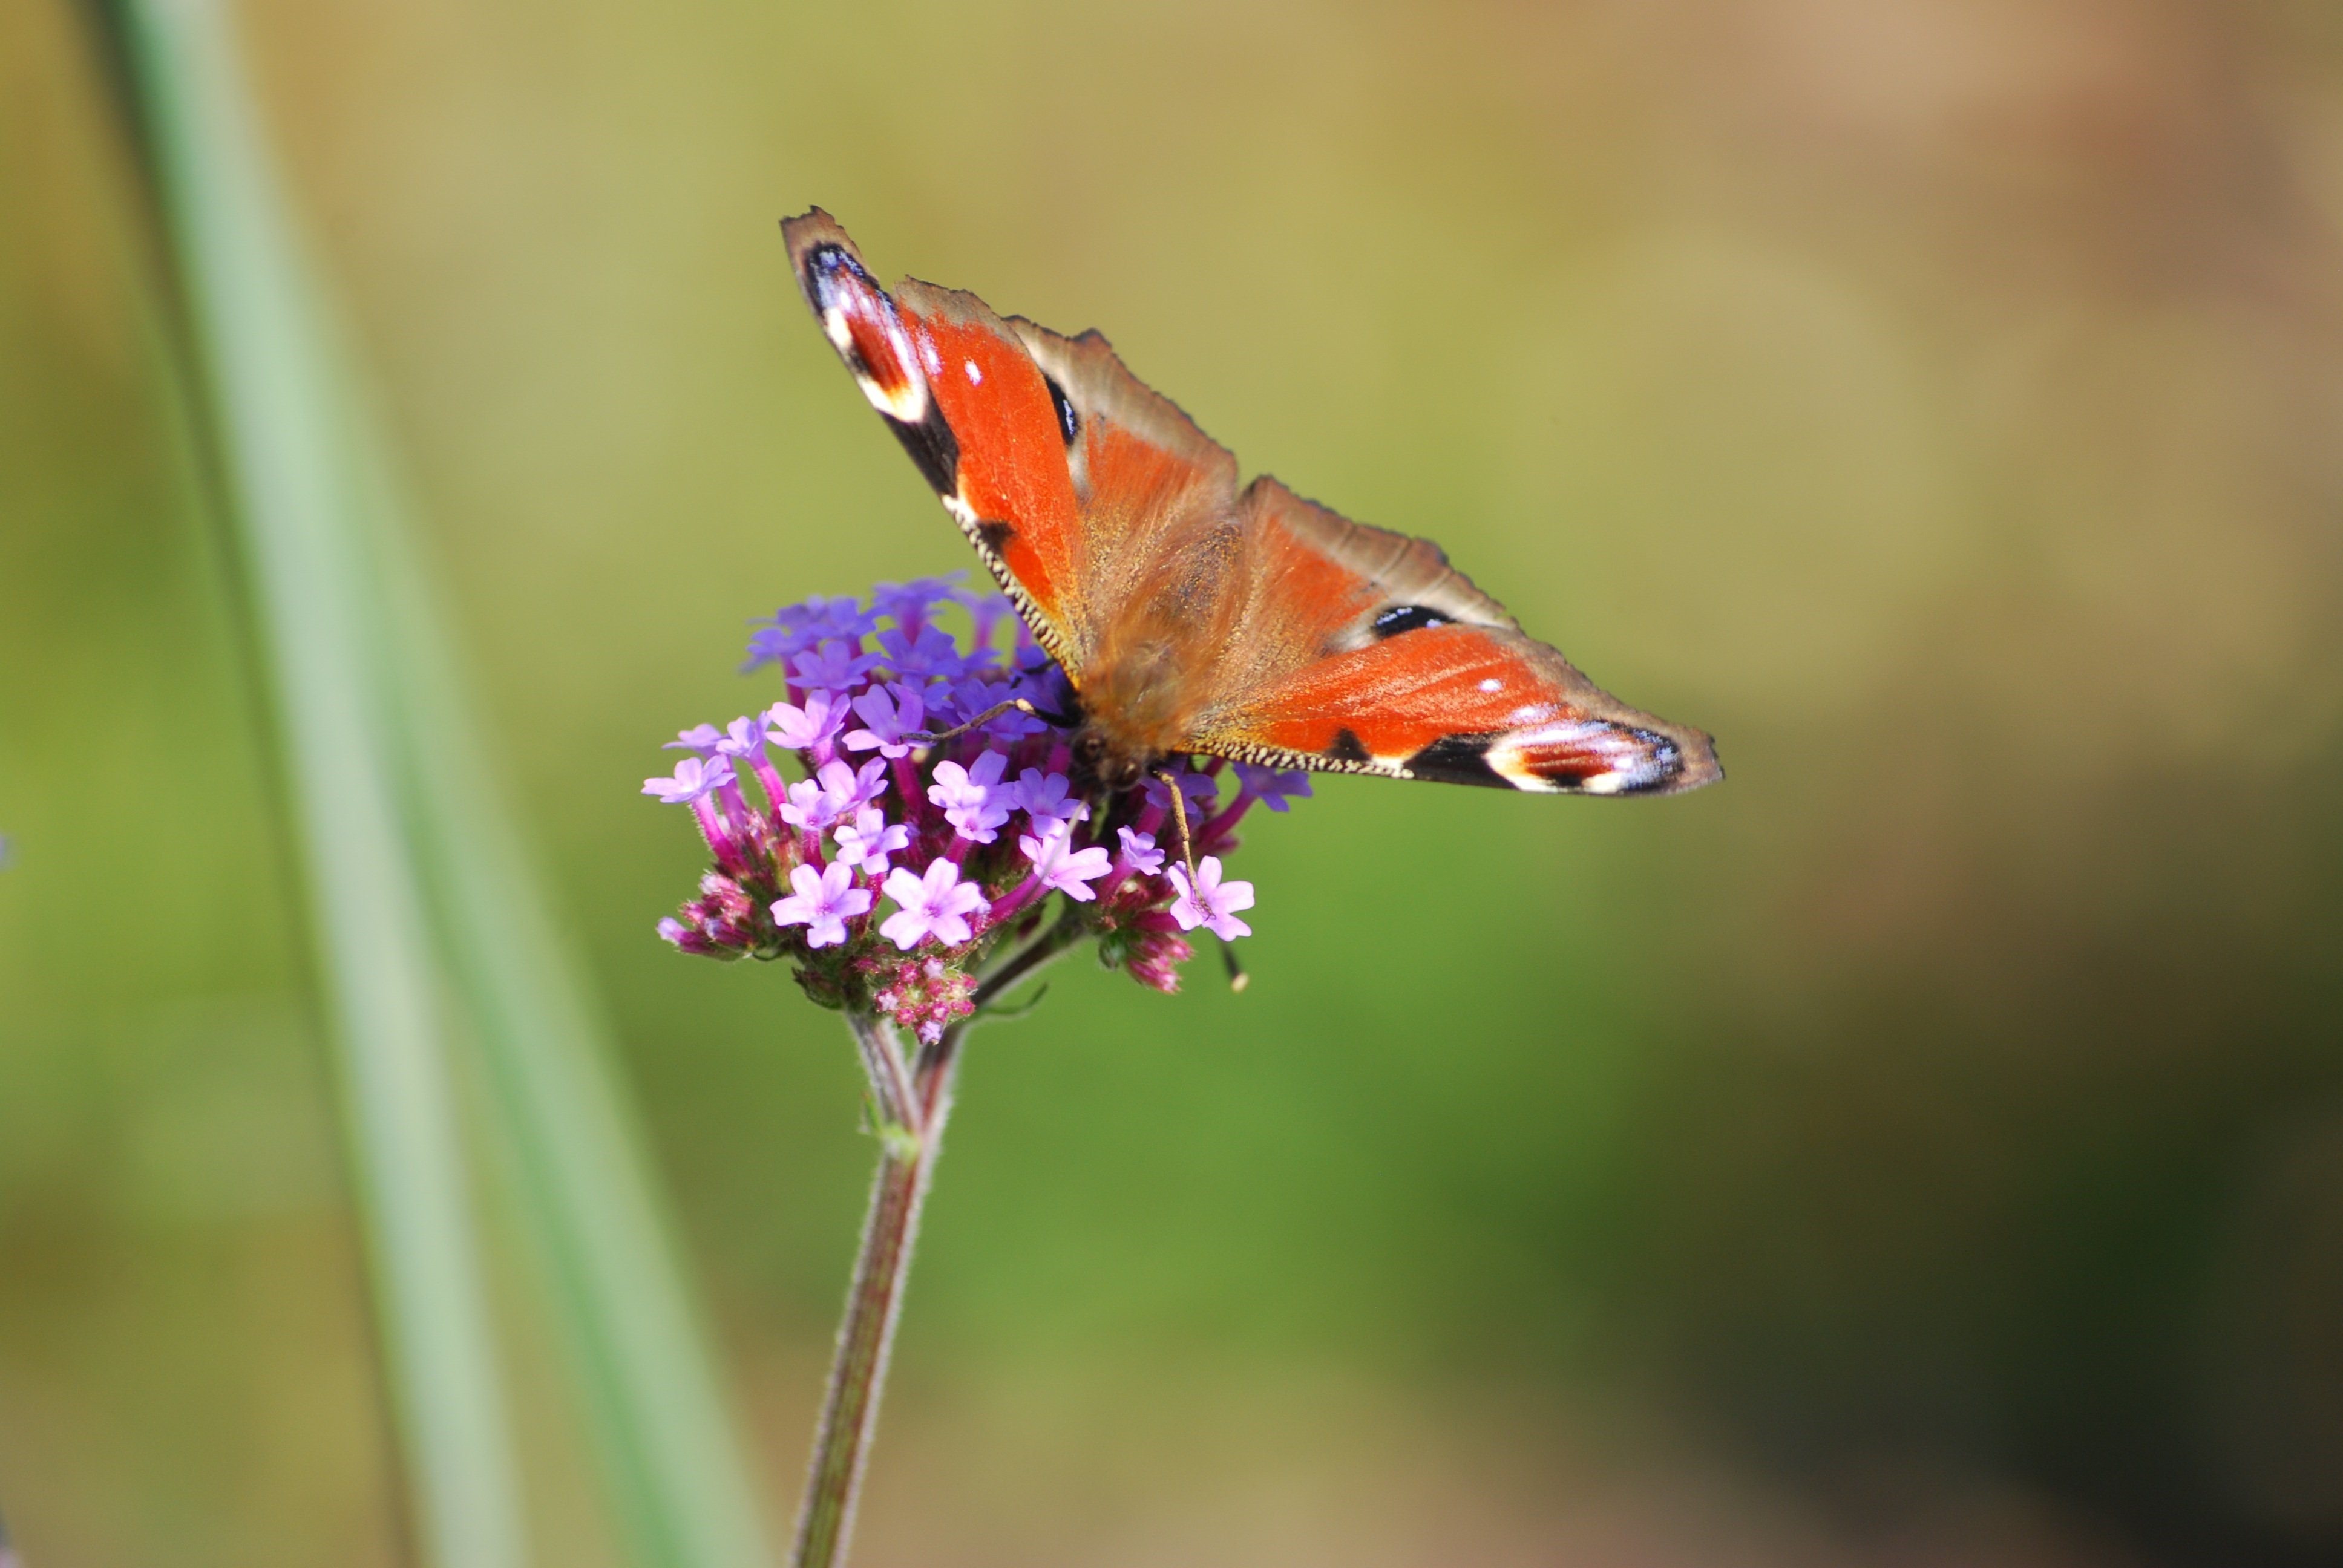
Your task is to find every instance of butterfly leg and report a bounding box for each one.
[1152,768,1202,894]
[906,697,1040,746]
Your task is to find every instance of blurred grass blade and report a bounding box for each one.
[355,398,776,1568]
[94,2,527,1565]
[94,1,774,1564]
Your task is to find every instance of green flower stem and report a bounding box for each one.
[791,911,1087,1568]
[791,1010,952,1568]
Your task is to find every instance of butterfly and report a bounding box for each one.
[780,209,1720,799]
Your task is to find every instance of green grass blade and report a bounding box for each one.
[93,2,775,1563]
[94,2,528,1566]
[357,441,776,1568]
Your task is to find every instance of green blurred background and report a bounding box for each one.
[7,0,2343,1563]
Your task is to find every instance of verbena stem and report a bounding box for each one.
[790,1012,952,1568]
[790,912,1088,1568]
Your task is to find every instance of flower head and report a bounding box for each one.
[1167,855,1255,940]
[771,861,873,949]
[879,858,987,950]
[653,578,1288,996]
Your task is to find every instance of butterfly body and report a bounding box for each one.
[783,209,1720,799]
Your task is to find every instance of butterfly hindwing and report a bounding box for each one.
[1190,480,1721,795]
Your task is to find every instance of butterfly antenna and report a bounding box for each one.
[1219,939,1249,993]
[906,697,1039,746]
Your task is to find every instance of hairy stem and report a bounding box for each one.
[791,916,1085,1566]
[790,1011,954,1568]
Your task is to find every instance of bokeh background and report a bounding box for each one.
[7,0,2343,1563]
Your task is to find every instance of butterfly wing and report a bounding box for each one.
[781,209,1238,684]
[1186,479,1722,795]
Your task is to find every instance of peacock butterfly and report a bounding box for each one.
[779,209,1721,800]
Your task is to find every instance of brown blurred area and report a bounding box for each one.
[5,0,2343,1563]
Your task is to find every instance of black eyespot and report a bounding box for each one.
[975,520,1015,554]
[1370,604,1449,639]
[1042,374,1080,445]
[1326,728,1371,764]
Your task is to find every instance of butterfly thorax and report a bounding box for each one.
[1071,634,1197,788]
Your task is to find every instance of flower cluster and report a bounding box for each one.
[646,575,1303,1036]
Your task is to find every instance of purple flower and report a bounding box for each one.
[827,757,891,814]
[779,594,876,641]
[779,775,845,832]
[766,691,847,754]
[1018,819,1115,903]
[772,861,874,949]
[879,858,988,950]
[1115,826,1165,878]
[1167,855,1254,940]
[743,596,873,670]
[842,684,926,759]
[927,750,1012,843]
[784,757,890,831]
[1233,762,1313,812]
[713,715,769,764]
[663,723,724,755]
[791,639,880,691]
[741,624,809,671]
[642,754,733,805]
[870,575,963,633]
[874,623,967,682]
[832,807,911,874]
[1013,768,1088,824]
[942,675,1044,739]
[1141,770,1220,816]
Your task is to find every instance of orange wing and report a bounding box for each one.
[781,209,1238,684]
[1187,480,1722,795]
